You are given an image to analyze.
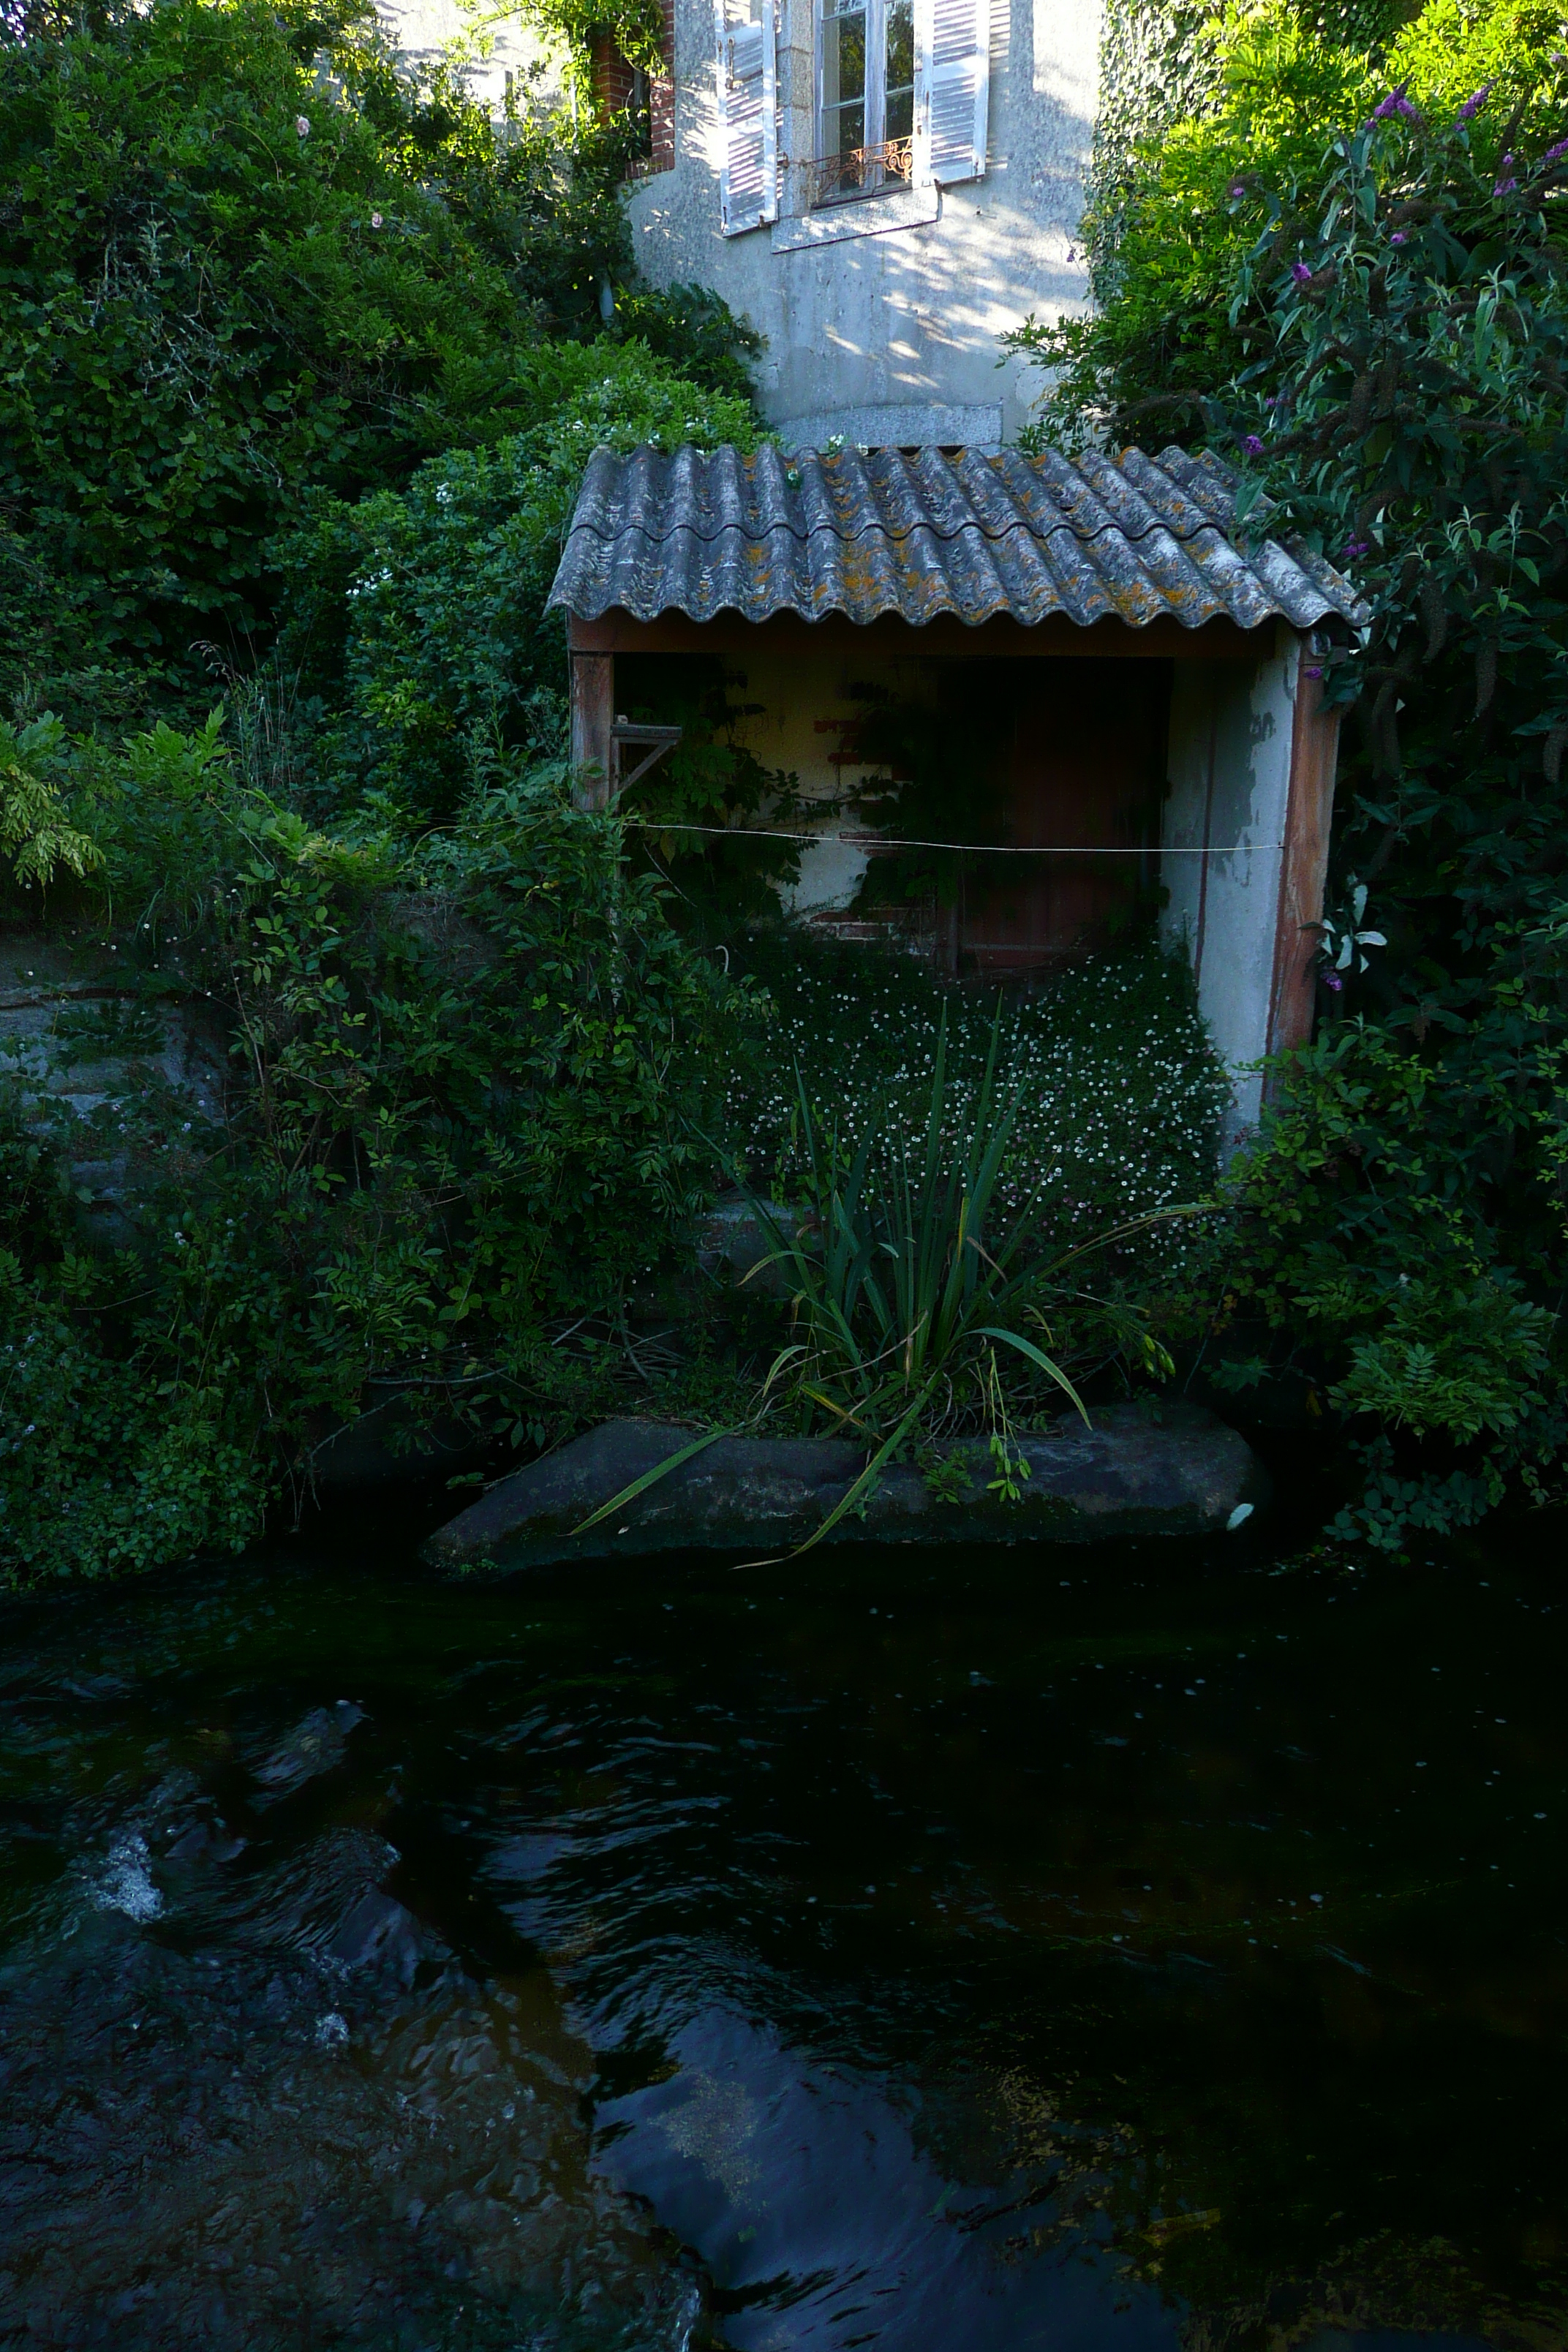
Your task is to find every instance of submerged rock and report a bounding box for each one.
[252,1700,364,1800]
[424,1406,1268,1573]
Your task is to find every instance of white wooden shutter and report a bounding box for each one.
[913,0,989,186]
[715,0,777,233]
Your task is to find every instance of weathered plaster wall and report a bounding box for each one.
[375,0,565,116]
[1161,630,1301,1148]
[688,638,943,910]
[626,0,1101,441]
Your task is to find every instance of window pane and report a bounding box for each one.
[884,0,913,144]
[823,99,866,163]
[821,1,866,121]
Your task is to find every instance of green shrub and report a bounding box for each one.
[0,712,101,888]
[1206,90,1568,1540]
[275,342,758,821]
[1010,0,1568,448]
[0,0,758,715]
[0,718,753,1584]
[1019,7,1568,1545]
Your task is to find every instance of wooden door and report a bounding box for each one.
[958,660,1169,975]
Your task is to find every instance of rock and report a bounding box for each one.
[423,1406,1269,1573]
[252,1702,363,1800]
[691,1194,813,1299]
[323,1889,426,1987]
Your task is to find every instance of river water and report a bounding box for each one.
[2,1501,1566,2349]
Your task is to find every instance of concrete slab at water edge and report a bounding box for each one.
[423,1407,1269,1572]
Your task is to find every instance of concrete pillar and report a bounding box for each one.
[1162,629,1335,1153]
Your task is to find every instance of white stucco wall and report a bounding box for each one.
[627,0,1100,441]
[376,0,565,116]
[1162,633,1301,1151]
[644,636,943,911]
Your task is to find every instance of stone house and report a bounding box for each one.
[601,0,1099,446]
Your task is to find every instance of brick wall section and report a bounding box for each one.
[591,0,674,178]
[649,0,675,173]
[589,28,638,116]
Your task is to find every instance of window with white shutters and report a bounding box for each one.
[912,0,988,187]
[715,0,777,233]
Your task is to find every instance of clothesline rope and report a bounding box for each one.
[617,818,1281,855]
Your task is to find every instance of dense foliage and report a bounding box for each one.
[1013,0,1568,448]
[0,0,756,720]
[1,720,747,1580]
[1019,0,1568,1543]
[276,342,756,821]
[0,0,777,1580]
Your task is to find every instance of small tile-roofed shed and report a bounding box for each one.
[548,440,1364,1142]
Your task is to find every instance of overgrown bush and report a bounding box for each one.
[1039,6,1568,1543]
[275,343,758,822]
[1010,0,1568,450]
[0,0,760,720]
[0,719,752,1583]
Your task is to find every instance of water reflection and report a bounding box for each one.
[1,1523,1565,2346]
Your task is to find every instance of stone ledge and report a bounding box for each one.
[423,1405,1268,1573]
[770,185,940,253]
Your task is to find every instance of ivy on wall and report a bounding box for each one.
[500,0,669,85]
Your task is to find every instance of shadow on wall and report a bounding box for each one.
[375,0,564,116]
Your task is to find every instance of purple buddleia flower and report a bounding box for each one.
[1322,969,1344,992]
[1242,434,1265,455]
[1342,539,1370,561]
[1228,179,1247,200]
[1543,137,1568,167]
[1494,154,1519,193]
[1456,80,1493,122]
[1371,83,1421,124]
[1292,262,1314,284]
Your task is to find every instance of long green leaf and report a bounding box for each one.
[779,1379,937,1560]
[975,1324,1090,1423]
[571,1425,733,1534]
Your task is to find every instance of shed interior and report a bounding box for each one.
[615,638,1172,976]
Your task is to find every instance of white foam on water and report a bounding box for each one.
[93,1833,164,1923]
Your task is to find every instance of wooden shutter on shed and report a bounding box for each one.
[715,0,777,232]
[913,0,989,186]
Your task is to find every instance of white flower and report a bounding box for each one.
[370,211,383,228]
[296,114,311,137]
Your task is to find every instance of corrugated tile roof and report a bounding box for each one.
[546,441,1365,633]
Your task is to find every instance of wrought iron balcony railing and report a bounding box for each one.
[808,137,913,207]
